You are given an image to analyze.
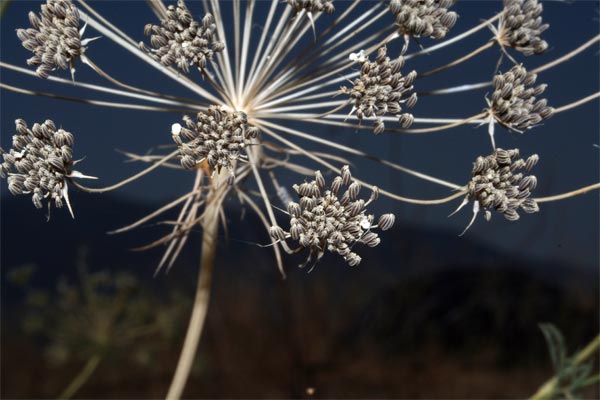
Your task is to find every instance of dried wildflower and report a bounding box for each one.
[270,166,395,268]
[497,0,549,56]
[139,0,224,73]
[389,0,458,40]
[286,0,335,15]
[1,119,94,218]
[488,64,553,132]
[452,148,540,234]
[172,106,258,185]
[16,0,92,79]
[340,47,417,135]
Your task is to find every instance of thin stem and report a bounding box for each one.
[258,123,466,204]
[0,83,196,113]
[418,41,495,78]
[553,92,600,115]
[71,150,179,193]
[532,35,600,75]
[0,62,208,109]
[534,183,600,203]
[165,182,222,400]
[530,333,600,400]
[58,354,102,400]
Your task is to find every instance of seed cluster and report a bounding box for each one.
[286,0,335,14]
[1,119,77,212]
[172,106,258,185]
[340,47,417,135]
[389,0,458,40]
[139,0,225,73]
[270,166,395,267]
[466,148,539,222]
[489,65,553,132]
[499,0,549,56]
[16,0,83,79]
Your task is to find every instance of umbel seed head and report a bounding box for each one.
[341,47,417,135]
[286,0,335,15]
[489,64,553,132]
[270,166,395,268]
[1,119,81,216]
[139,0,224,73]
[389,0,458,40]
[499,0,549,56]
[16,0,83,79]
[172,105,258,185]
[468,148,539,221]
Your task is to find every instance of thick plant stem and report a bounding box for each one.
[58,354,102,400]
[529,333,600,400]
[166,187,220,400]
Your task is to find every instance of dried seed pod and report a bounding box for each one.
[17,0,87,78]
[270,166,395,268]
[488,65,553,132]
[140,0,224,73]
[498,0,549,55]
[172,105,258,185]
[0,118,90,218]
[340,47,417,134]
[454,148,540,232]
[389,0,458,40]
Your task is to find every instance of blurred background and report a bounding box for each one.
[1,0,599,398]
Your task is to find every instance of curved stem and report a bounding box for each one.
[70,150,178,193]
[532,35,600,75]
[553,92,600,115]
[418,41,495,79]
[165,185,221,400]
[530,333,600,400]
[534,183,600,203]
[394,112,488,134]
[58,354,102,400]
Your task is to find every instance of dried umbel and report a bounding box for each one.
[340,47,417,135]
[497,0,549,56]
[16,0,85,79]
[270,166,395,268]
[389,0,458,40]
[0,119,89,217]
[286,0,335,15]
[488,64,553,132]
[453,148,539,234]
[139,0,224,73]
[172,106,259,185]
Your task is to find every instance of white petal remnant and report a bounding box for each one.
[340,46,417,134]
[389,0,458,40]
[16,0,85,79]
[139,0,224,73]
[172,105,258,184]
[271,166,395,268]
[488,65,553,132]
[497,0,549,56]
[452,148,540,233]
[0,119,91,218]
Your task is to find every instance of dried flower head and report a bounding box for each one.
[340,47,417,135]
[488,64,553,132]
[0,119,91,218]
[16,0,86,79]
[286,0,335,15]
[172,105,259,185]
[139,0,224,73]
[389,0,458,40]
[270,166,395,268]
[452,148,540,234]
[497,0,549,56]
